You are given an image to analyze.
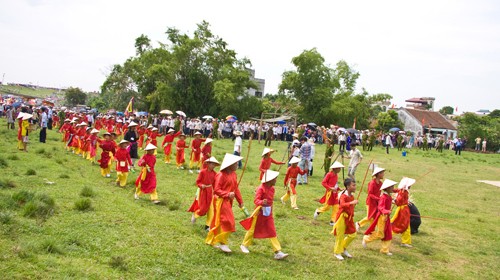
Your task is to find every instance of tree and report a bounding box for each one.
[457,112,499,151]
[439,106,454,115]
[375,110,403,132]
[65,87,87,107]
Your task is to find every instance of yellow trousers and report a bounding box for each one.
[363,214,392,254]
[164,151,172,163]
[281,189,298,209]
[332,213,357,254]
[358,205,374,228]
[316,204,339,222]
[205,198,231,245]
[135,188,158,201]
[116,171,129,187]
[189,159,202,169]
[242,212,281,252]
[194,195,215,227]
[17,140,23,150]
[394,226,412,245]
[100,167,111,177]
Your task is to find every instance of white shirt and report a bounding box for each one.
[349,149,363,167]
[234,136,242,152]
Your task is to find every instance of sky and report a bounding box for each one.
[0,0,499,114]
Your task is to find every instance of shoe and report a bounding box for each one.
[274,251,289,260]
[298,182,303,185]
[334,254,344,261]
[401,244,413,248]
[189,170,193,174]
[293,207,299,210]
[240,245,250,254]
[355,222,360,232]
[280,197,285,205]
[386,252,393,256]
[219,244,232,253]
[106,174,111,178]
[329,221,335,226]
[134,193,139,200]
[190,214,196,224]
[342,250,353,258]
[313,211,319,220]
[362,239,367,248]
[204,225,210,232]
[152,200,161,204]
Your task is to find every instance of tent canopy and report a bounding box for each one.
[250,115,294,123]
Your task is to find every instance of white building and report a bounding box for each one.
[246,69,265,98]
[397,108,457,139]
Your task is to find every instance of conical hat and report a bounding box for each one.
[152,127,158,131]
[147,125,153,129]
[22,114,33,120]
[372,167,385,176]
[380,179,397,190]
[16,113,25,119]
[119,139,129,145]
[398,177,416,190]
[220,153,243,170]
[117,119,123,123]
[194,131,202,136]
[167,128,175,133]
[128,121,138,127]
[64,118,70,122]
[205,138,213,144]
[204,156,220,165]
[103,132,111,137]
[289,156,300,164]
[261,170,280,183]
[262,148,274,156]
[91,129,99,134]
[144,143,157,151]
[234,130,242,136]
[330,161,344,169]
[79,122,88,126]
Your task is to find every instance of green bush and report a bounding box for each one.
[7,155,20,161]
[0,157,8,167]
[12,190,35,205]
[74,198,93,212]
[80,187,96,198]
[22,194,56,220]
[109,255,128,271]
[26,169,37,176]
[0,179,17,189]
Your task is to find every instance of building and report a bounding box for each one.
[405,97,435,111]
[246,69,265,98]
[397,108,457,139]
[475,109,490,115]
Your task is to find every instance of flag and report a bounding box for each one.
[125,97,134,116]
[455,107,458,113]
[352,117,357,129]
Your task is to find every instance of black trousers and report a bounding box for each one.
[40,127,47,143]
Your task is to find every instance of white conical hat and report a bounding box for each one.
[204,156,220,165]
[194,131,202,136]
[330,161,344,169]
[119,139,129,145]
[289,156,300,164]
[91,128,99,134]
[144,143,157,151]
[64,118,70,122]
[152,127,158,131]
[147,125,153,129]
[398,177,416,190]
[220,153,243,170]
[16,113,25,119]
[103,132,111,136]
[117,119,123,123]
[167,128,175,133]
[261,170,280,183]
[79,122,88,126]
[22,114,33,120]
[72,117,79,121]
[372,167,385,176]
[128,121,138,127]
[234,130,242,136]
[262,148,274,156]
[205,138,213,144]
[380,179,397,190]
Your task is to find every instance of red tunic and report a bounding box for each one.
[115,147,132,172]
[334,192,356,235]
[252,184,277,238]
[210,171,243,232]
[137,127,146,148]
[201,144,212,169]
[162,131,182,155]
[283,166,307,194]
[319,172,339,205]
[150,131,159,147]
[190,138,205,162]
[135,153,157,194]
[176,139,188,164]
[366,179,383,219]
[88,134,98,158]
[259,157,283,180]
[188,168,217,216]
[98,140,115,169]
[365,192,393,241]
[17,119,23,141]
[391,189,410,234]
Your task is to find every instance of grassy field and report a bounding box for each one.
[0,84,62,98]
[0,119,499,279]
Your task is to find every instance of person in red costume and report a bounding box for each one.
[137,124,146,149]
[259,148,285,181]
[58,118,71,143]
[356,167,385,232]
[115,140,132,187]
[188,156,220,230]
[280,156,308,210]
[16,112,25,150]
[363,178,397,255]
[149,127,159,155]
[161,128,182,164]
[205,153,244,253]
[175,134,189,169]
[201,138,213,170]
[87,128,99,163]
[98,132,116,178]
[239,170,289,260]
[391,177,416,248]
[134,143,160,204]
[332,178,359,260]
[189,131,206,173]
[314,161,345,225]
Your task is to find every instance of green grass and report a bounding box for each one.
[0,119,499,279]
[0,84,63,98]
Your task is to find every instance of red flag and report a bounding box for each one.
[125,97,134,116]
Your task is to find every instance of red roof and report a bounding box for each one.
[405,98,429,104]
[404,108,456,130]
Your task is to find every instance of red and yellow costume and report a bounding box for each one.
[98,139,115,177]
[162,131,182,163]
[332,191,357,254]
[280,165,307,209]
[175,138,188,167]
[391,189,411,245]
[188,168,217,226]
[189,137,206,170]
[115,146,132,187]
[315,171,340,221]
[137,126,146,149]
[201,143,212,169]
[135,153,158,201]
[258,157,283,180]
[364,191,393,254]
[87,133,98,163]
[357,179,383,228]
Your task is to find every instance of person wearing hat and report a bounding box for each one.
[161,128,182,164]
[239,170,289,260]
[59,118,71,143]
[75,122,88,156]
[115,140,133,187]
[314,161,344,225]
[81,127,92,159]
[363,178,397,255]
[332,178,359,260]
[134,144,160,203]
[137,124,147,150]
[189,131,206,173]
[87,129,100,163]
[20,113,33,152]
[205,153,245,253]
[356,167,385,231]
[188,156,220,230]
[149,127,159,155]
[175,134,189,169]
[280,156,308,210]
[124,121,139,167]
[98,132,116,178]
[259,148,285,181]
[16,112,25,150]
[115,119,123,136]
[233,130,243,169]
[391,177,416,248]
[201,138,213,170]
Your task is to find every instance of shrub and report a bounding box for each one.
[7,155,20,161]
[109,255,128,271]
[0,158,8,167]
[26,169,37,176]
[80,187,96,198]
[40,240,64,254]
[59,174,70,179]
[0,180,17,189]
[12,190,35,205]
[74,198,93,212]
[22,194,56,220]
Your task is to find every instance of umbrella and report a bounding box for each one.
[176,110,186,117]
[226,115,237,120]
[160,109,173,115]
[135,111,148,116]
[337,127,346,133]
[347,128,359,134]
[307,122,317,127]
[12,102,22,108]
[116,112,125,117]
[389,127,401,132]
[202,115,213,119]
[277,120,286,125]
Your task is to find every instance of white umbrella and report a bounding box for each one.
[176,110,186,117]
[337,127,347,132]
[160,109,173,115]
[202,115,213,119]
